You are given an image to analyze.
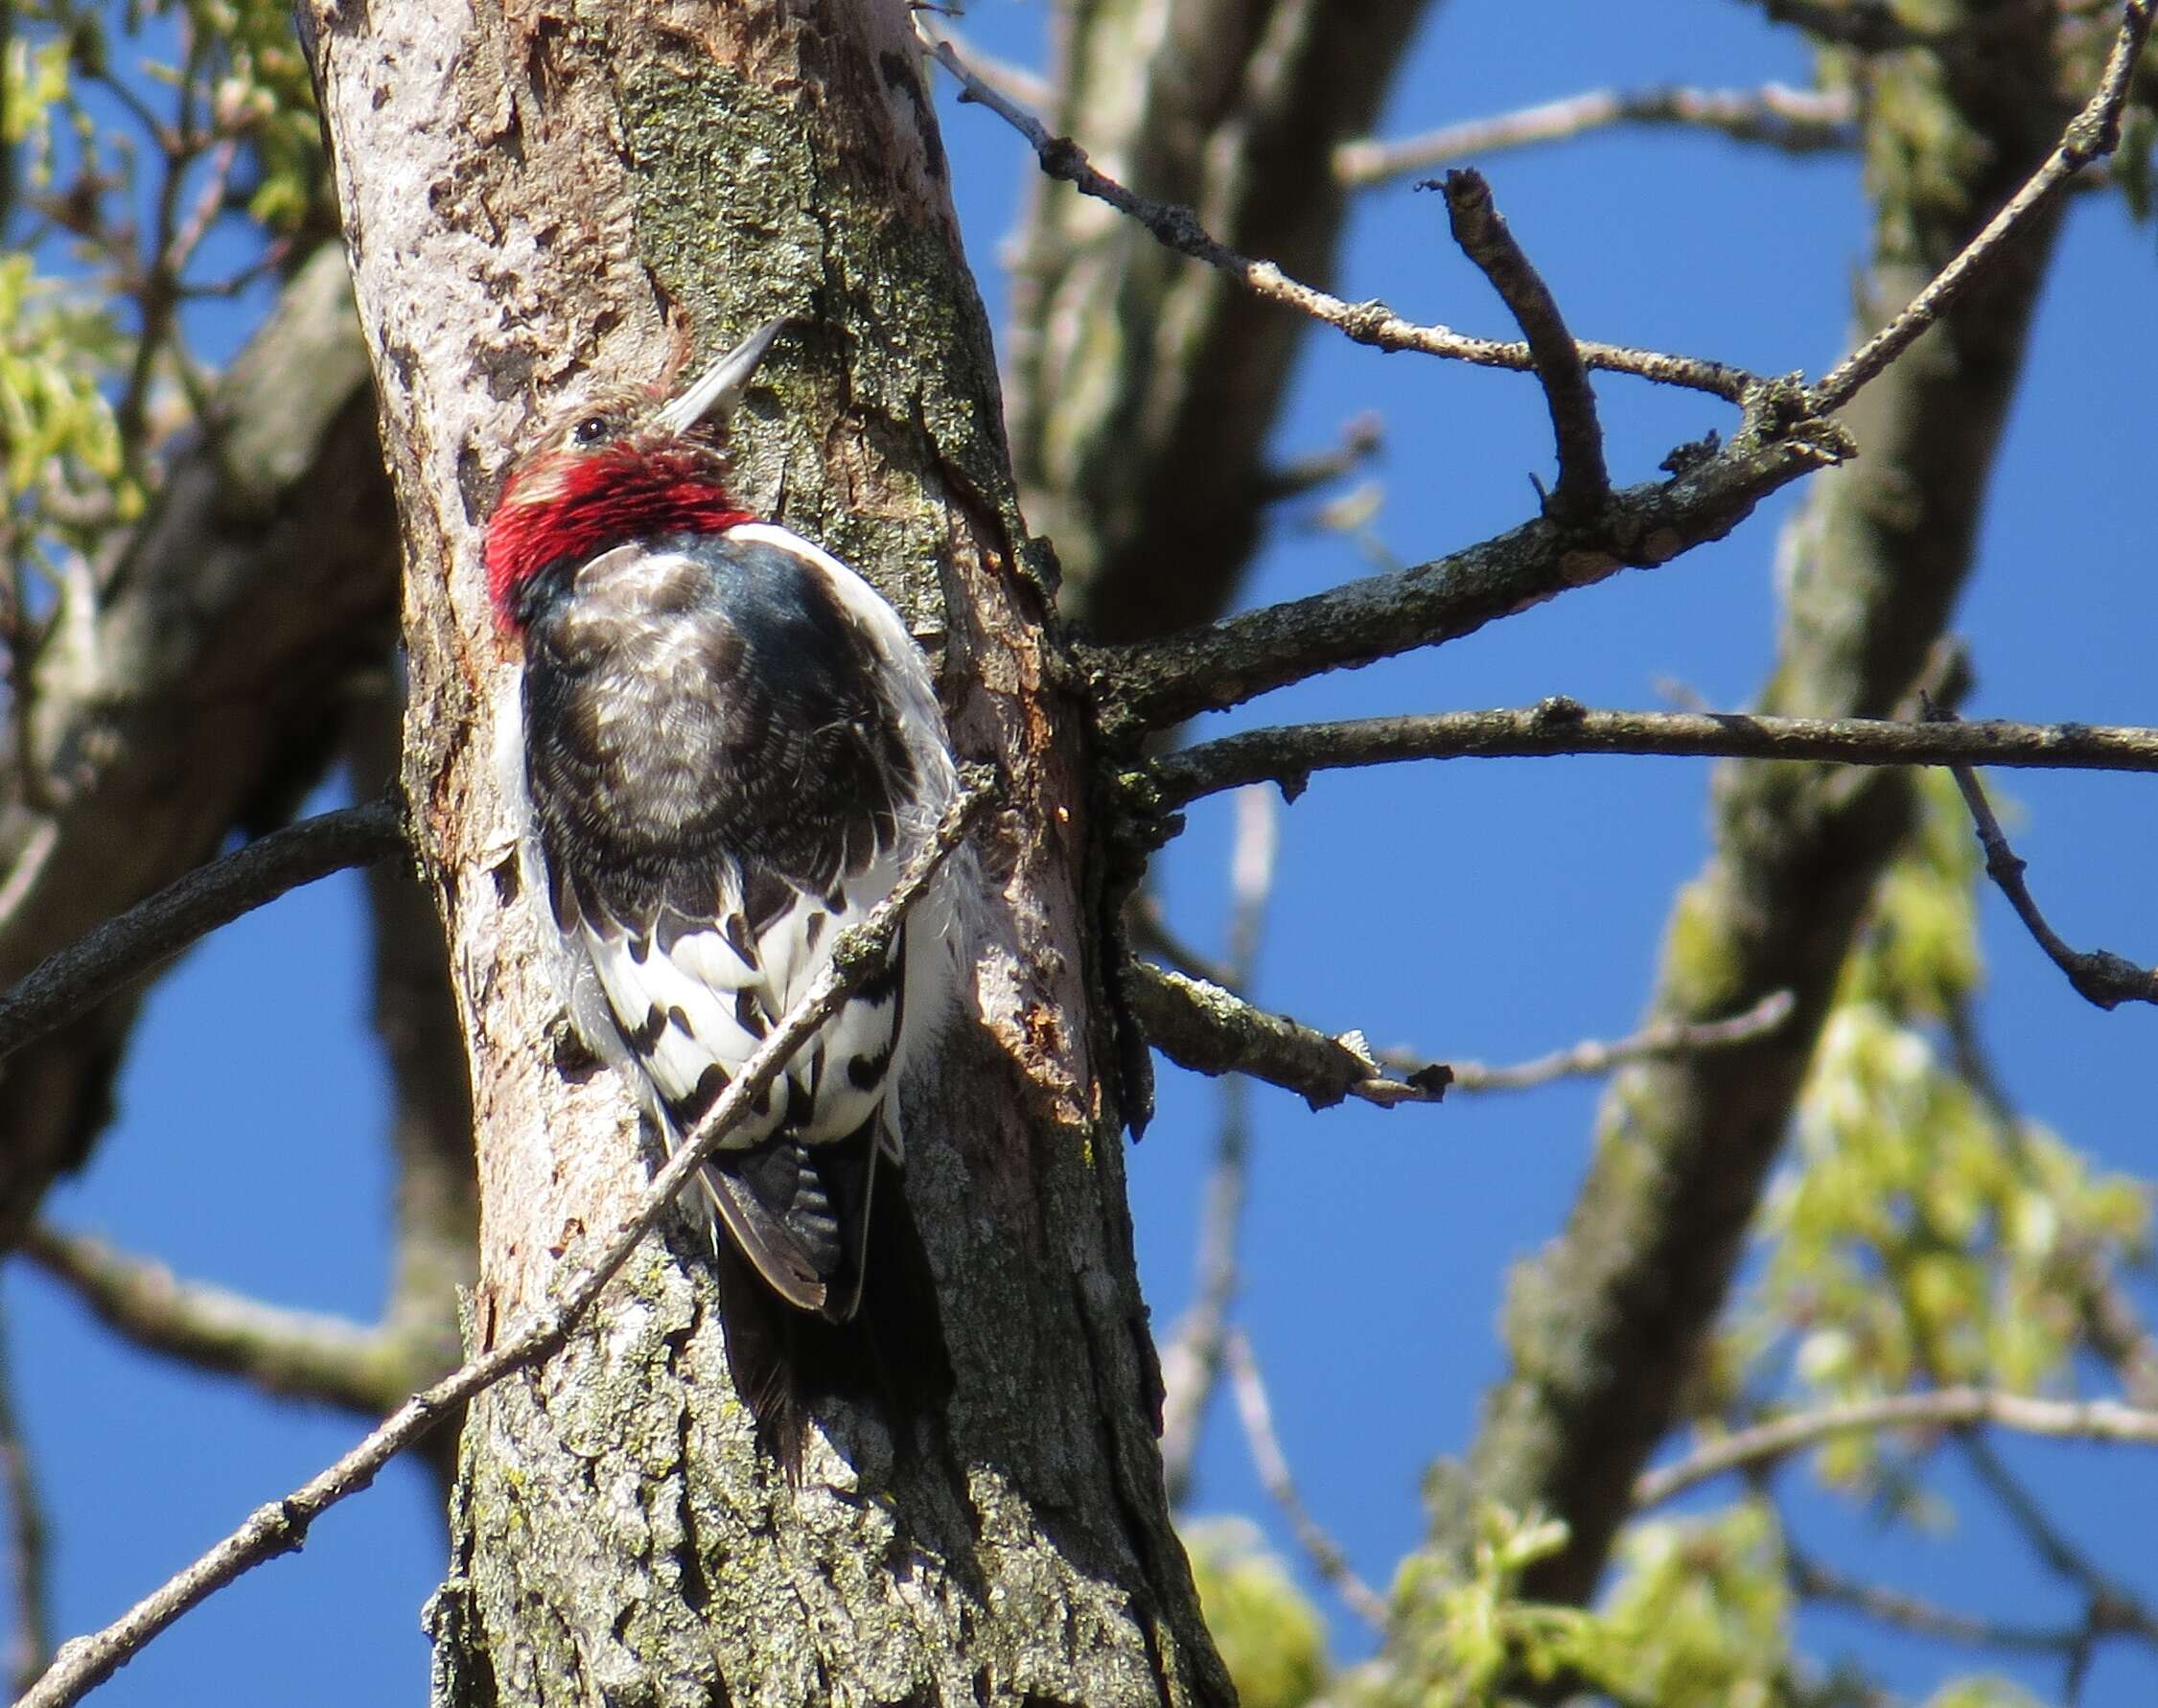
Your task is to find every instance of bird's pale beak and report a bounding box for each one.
[657,319,789,434]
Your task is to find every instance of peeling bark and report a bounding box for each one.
[303,1,1228,1700]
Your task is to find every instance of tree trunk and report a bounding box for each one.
[0,245,396,1239]
[302,2,1229,1701]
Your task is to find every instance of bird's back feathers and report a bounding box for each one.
[499,519,963,1469]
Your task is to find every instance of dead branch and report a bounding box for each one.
[1160,789,1277,1505]
[1809,1,2154,412]
[0,1302,50,1694]
[1435,169,1611,521]
[21,1225,444,1415]
[1149,702,2158,808]
[1927,710,2158,1007]
[925,25,1756,404]
[1225,1329,1388,1629]
[1634,1388,2158,1509]
[1335,83,1858,186]
[1125,960,1450,1111]
[0,803,406,1068]
[1435,989,1795,1095]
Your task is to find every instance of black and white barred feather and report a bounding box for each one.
[484,331,965,1466]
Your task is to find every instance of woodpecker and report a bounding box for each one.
[483,321,962,1467]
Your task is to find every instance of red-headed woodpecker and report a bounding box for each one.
[483,322,962,1468]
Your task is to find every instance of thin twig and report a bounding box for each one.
[1126,902,1240,993]
[925,23,1053,112]
[1125,959,1450,1111]
[1335,83,1858,186]
[20,1225,441,1416]
[922,25,1755,404]
[14,776,991,1708]
[1254,414,1384,504]
[1634,1387,2158,1509]
[1160,789,1277,1506]
[1809,0,2155,412]
[1224,1329,1388,1630]
[1434,170,1610,521]
[165,135,240,280]
[1961,1434,2158,1638]
[1924,708,2158,1009]
[1787,1545,2078,1655]
[0,802,408,1066]
[0,1301,51,1695]
[1435,988,1795,1095]
[1150,701,2158,809]
[1094,410,1854,735]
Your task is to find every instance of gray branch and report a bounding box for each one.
[1935,724,2158,1008]
[1383,7,2126,1664]
[1149,701,2158,807]
[1436,169,1611,522]
[1125,959,1450,1110]
[1335,83,1858,186]
[931,29,1756,405]
[1437,989,1796,1095]
[0,803,406,1067]
[20,1225,434,1415]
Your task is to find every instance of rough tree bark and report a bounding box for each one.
[303,2,1230,1701]
[1407,2,2083,1637]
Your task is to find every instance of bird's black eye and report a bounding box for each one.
[572,415,610,446]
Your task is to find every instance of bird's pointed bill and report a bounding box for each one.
[658,319,788,435]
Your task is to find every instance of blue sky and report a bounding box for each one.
[12,2,2158,1702]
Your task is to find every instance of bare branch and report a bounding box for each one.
[20,1225,440,1416]
[1096,410,1852,734]
[14,776,991,1708]
[924,26,1756,404]
[1810,0,2155,413]
[1787,1547,2079,1655]
[1335,84,1858,186]
[1126,902,1241,995]
[1435,169,1610,522]
[0,802,406,1069]
[1928,711,2158,1009]
[1125,959,1450,1111]
[1149,701,2158,808]
[0,1302,51,1695]
[1224,1329,1388,1629]
[1437,989,1796,1095]
[925,23,1052,112]
[1255,414,1385,504]
[1160,789,1277,1506]
[1634,1388,2158,1510]
[1961,1434,2153,1626]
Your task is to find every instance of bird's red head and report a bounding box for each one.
[483,321,784,631]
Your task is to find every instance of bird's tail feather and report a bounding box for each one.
[710,1159,952,1481]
